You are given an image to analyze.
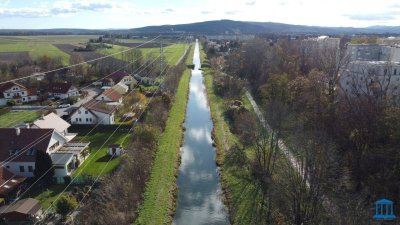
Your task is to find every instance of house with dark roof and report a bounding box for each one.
[0,121,90,178]
[48,82,79,99]
[0,198,42,222]
[102,71,137,88]
[70,100,117,125]
[95,88,123,103]
[0,82,38,106]
[0,167,26,200]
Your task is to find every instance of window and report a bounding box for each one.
[6,93,9,97]
[86,118,89,122]
[85,111,88,114]
[28,97,31,100]
[19,166,24,172]
[27,149,36,156]
[79,118,82,122]
[21,92,24,95]
[76,118,79,122]
[89,118,93,122]
[78,110,81,114]
[28,166,33,172]
[22,98,25,101]
[395,69,397,75]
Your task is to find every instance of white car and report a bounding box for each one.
[58,104,71,108]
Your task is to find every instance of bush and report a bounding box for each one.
[55,194,78,217]
[6,100,16,106]
[63,176,72,184]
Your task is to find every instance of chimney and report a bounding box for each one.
[15,128,20,136]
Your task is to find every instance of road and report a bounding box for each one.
[55,87,100,116]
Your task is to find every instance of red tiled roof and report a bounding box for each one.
[82,100,117,115]
[0,167,26,197]
[27,88,37,96]
[0,128,53,162]
[48,83,74,94]
[99,88,122,102]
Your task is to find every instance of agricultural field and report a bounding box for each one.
[96,43,188,66]
[0,35,97,65]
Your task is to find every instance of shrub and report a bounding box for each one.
[55,194,78,217]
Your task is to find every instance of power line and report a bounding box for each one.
[0,36,160,85]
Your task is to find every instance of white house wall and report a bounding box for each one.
[71,107,97,125]
[5,162,36,177]
[92,111,114,125]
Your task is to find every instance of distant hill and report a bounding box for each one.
[131,19,400,35]
[1,20,400,35]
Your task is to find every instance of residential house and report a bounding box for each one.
[95,88,123,104]
[71,100,117,125]
[48,82,80,99]
[0,167,26,200]
[102,71,137,88]
[0,198,42,222]
[0,114,90,178]
[0,82,37,106]
[32,112,76,141]
[111,83,129,95]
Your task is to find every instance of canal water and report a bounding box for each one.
[173,40,229,225]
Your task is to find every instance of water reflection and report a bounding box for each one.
[173,40,229,225]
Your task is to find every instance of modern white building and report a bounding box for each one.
[339,61,400,99]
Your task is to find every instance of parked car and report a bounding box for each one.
[58,104,71,108]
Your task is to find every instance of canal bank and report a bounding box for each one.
[173,40,229,225]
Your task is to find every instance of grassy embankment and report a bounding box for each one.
[201,45,272,224]
[134,44,194,225]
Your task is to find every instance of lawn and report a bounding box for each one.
[72,130,129,177]
[0,111,40,128]
[96,43,188,66]
[134,47,193,224]
[25,184,73,209]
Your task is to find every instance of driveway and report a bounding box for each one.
[56,87,101,116]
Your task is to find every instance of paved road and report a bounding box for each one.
[55,87,101,116]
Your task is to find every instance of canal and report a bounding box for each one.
[173,40,229,225]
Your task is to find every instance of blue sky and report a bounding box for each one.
[0,0,400,29]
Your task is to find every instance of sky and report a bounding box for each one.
[0,0,400,29]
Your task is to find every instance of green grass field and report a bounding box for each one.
[0,35,98,65]
[134,46,193,224]
[0,111,39,128]
[96,43,188,66]
[73,130,129,176]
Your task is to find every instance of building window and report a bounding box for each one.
[89,118,92,122]
[78,110,81,114]
[76,118,79,122]
[85,111,88,114]
[28,97,31,100]
[86,118,89,122]
[28,166,33,172]
[21,92,24,95]
[19,166,25,172]
[79,118,82,122]
[6,93,9,97]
